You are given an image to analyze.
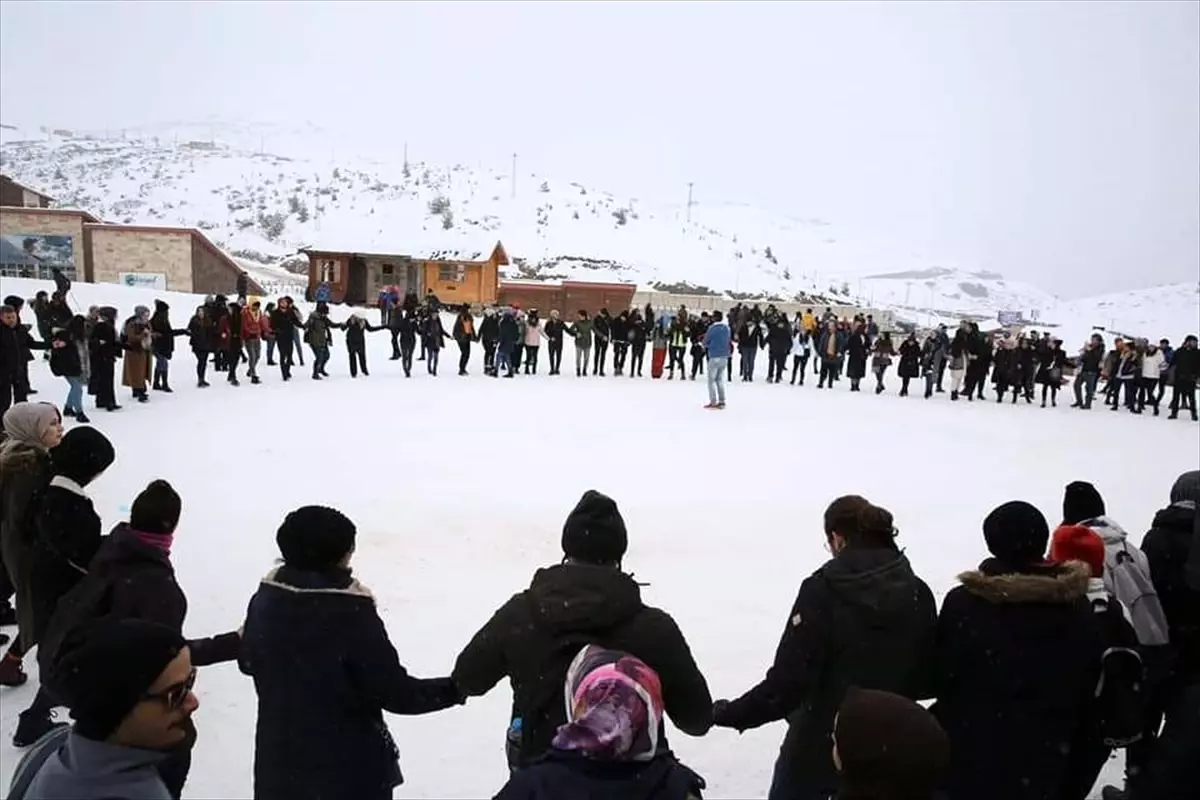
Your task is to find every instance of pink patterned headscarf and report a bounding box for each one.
[551,645,665,762]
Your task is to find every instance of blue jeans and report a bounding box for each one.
[1074,370,1098,406]
[65,376,85,413]
[154,354,170,383]
[294,330,305,365]
[740,347,757,379]
[311,345,329,376]
[266,337,276,364]
[707,357,728,404]
[497,347,512,375]
[427,348,440,374]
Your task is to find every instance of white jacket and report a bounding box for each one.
[1142,351,1165,379]
[792,331,811,356]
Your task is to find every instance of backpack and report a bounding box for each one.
[1089,595,1145,748]
[1105,541,1170,647]
[36,574,114,691]
[5,724,71,800]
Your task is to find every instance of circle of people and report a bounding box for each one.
[3,281,1198,424]
[0,396,1196,800]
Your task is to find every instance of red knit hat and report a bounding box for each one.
[1050,524,1105,578]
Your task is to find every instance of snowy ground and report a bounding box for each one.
[1,278,1197,798]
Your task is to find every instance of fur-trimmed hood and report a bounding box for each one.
[957,560,1090,604]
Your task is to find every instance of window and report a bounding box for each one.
[0,264,76,281]
[318,259,340,284]
[381,263,395,277]
[438,264,466,282]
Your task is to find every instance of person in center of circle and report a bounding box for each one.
[711,497,937,800]
[452,490,714,772]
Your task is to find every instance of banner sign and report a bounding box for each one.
[118,272,167,290]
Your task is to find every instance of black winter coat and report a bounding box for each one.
[898,338,921,378]
[714,546,937,792]
[767,322,792,354]
[480,315,501,344]
[41,524,240,676]
[344,320,379,351]
[1079,345,1104,373]
[239,566,461,800]
[0,324,46,382]
[1172,346,1199,388]
[28,477,103,646]
[1142,502,1200,685]
[268,307,301,342]
[846,332,870,379]
[610,315,630,344]
[495,752,705,800]
[498,316,520,349]
[933,560,1103,800]
[542,318,565,344]
[48,330,83,379]
[187,316,218,353]
[593,314,612,344]
[1036,348,1068,385]
[452,564,713,768]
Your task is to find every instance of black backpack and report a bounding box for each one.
[1090,594,1145,748]
[37,574,114,695]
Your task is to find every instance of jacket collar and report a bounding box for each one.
[49,475,88,498]
[63,729,170,775]
[260,565,374,600]
[958,560,1090,604]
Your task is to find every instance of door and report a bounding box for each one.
[346,257,368,305]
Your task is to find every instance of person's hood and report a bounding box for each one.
[0,440,50,476]
[1078,515,1130,546]
[90,523,173,577]
[1151,502,1195,537]
[819,547,924,623]
[154,300,169,313]
[53,730,170,790]
[133,305,150,320]
[958,560,1090,605]
[527,563,643,634]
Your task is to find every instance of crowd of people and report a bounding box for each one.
[2,275,1196,423]
[0,388,1196,799]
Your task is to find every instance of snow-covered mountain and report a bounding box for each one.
[0,121,1060,316]
[1,120,1193,339]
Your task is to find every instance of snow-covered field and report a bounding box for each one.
[0,277,1196,798]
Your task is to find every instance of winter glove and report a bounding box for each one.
[711,699,739,731]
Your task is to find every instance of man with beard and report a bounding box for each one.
[12,619,199,800]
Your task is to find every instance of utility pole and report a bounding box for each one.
[686,182,694,224]
[511,153,518,199]
[403,142,408,172]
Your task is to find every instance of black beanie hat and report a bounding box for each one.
[562,490,628,565]
[51,426,115,486]
[1063,481,1105,524]
[131,479,182,534]
[983,501,1050,567]
[48,618,185,741]
[276,506,356,570]
[836,686,950,798]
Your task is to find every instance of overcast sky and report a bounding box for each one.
[1,1,1196,297]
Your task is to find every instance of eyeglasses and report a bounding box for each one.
[141,667,196,710]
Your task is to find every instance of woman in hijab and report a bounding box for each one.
[494,645,705,800]
[14,424,115,747]
[0,402,63,688]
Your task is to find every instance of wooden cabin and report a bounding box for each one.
[497,279,637,317]
[302,240,508,308]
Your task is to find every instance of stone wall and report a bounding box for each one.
[89,227,193,291]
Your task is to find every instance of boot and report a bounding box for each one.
[152,374,161,391]
[951,391,958,401]
[136,391,149,403]
[75,411,90,424]
[62,406,76,418]
[251,375,261,385]
[0,653,28,687]
[160,382,173,393]
[13,709,66,748]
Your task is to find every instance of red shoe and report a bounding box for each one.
[0,653,28,687]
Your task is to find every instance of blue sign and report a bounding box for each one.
[315,282,332,303]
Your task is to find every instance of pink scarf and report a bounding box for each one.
[132,529,174,556]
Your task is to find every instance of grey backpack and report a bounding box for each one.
[1107,541,1170,647]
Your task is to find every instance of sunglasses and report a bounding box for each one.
[141,667,196,710]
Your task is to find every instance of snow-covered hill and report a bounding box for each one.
[2,120,1194,340]
[0,121,1060,318]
